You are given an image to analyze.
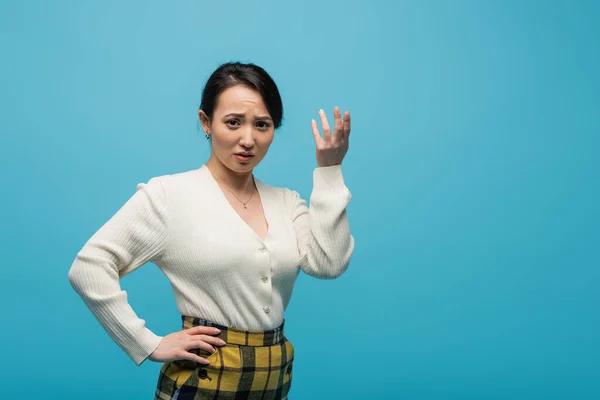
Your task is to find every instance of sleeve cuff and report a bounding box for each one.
[131,331,164,366]
[313,164,350,195]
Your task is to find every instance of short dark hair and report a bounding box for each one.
[199,62,284,129]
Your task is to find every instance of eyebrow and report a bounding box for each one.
[223,113,272,121]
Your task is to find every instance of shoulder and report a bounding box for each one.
[143,166,206,192]
[129,167,206,208]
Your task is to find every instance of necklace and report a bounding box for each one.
[214,176,256,209]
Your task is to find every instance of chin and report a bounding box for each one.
[227,160,256,174]
[231,165,253,174]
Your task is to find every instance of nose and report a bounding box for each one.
[239,126,255,148]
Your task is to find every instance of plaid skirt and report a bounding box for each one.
[154,316,294,400]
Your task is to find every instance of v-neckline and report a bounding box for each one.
[202,164,271,243]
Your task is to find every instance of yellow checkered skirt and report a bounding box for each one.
[154,316,294,400]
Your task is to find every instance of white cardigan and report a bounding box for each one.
[68,164,355,365]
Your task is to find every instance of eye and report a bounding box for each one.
[226,119,240,127]
[256,121,272,129]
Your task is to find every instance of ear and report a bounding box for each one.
[198,110,211,133]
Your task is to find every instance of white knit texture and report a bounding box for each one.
[68,164,354,365]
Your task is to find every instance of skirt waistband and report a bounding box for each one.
[181,316,286,346]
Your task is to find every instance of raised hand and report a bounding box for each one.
[311,106,351,168]
[148,325,226,365]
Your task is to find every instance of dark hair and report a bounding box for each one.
[200,62,284,129]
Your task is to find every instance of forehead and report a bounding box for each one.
[215,85,267,113]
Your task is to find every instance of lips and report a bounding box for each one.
[234,153,254,163]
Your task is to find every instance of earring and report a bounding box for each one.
[205,133,210,140]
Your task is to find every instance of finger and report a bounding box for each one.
[191,334,226,346]
[342,111,351,139]
[311,119,322,144]
[333,106,343,137]
[319,109,331,140]
[185,326,221,336]
[185,339,217,354]
[181,351,210,365]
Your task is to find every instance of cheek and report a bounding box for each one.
[258,131,275,146]
[213,133,236,148]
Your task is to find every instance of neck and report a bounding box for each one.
[205,155,254,192]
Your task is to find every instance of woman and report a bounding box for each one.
[68,61,355,399]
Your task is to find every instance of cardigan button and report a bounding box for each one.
[259,245,267,252]
[263,306,270,313]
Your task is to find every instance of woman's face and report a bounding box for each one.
[199,85,275,175]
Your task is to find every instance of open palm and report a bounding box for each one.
[311,106,351,167]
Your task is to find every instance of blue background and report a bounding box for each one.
[1,0,599,398]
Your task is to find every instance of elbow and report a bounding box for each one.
[67,262,83,292]
[331,255,352,278]
[68,256,91,295]
[301,235,355,279]
[325,261,350,279]
[325,237,354,279]
[307,255,352,280]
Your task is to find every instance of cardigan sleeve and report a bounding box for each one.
[291,164,355,279]
[68,177,168,366]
